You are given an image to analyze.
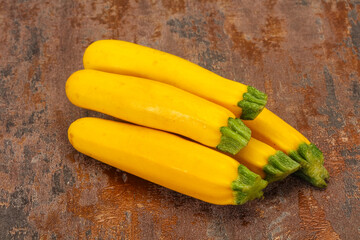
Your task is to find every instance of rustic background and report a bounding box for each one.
[0,0,359,239]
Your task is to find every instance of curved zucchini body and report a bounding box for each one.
[68,117,268,205]
[233,138,300,183]
[244,109,329,187]
[83,40,267,120]
[66,69,251,155]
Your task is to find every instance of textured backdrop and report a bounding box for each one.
[0,0,359,239]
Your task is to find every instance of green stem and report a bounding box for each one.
[216,118,251,155]
[263,151,301,183]
[232,165,268,205]
[238,86,268,120]
[289,143,329,188]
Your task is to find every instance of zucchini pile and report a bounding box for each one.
[66,40,329,205]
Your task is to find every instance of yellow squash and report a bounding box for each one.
[68,117,268,205]
[81,40,328,187]
[66,69,251,155]
[83,40,267,120]
[233,137,300,183]
[244,109,329,187]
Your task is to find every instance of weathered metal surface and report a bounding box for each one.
[0,0,359,239]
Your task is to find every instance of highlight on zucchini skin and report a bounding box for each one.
[65,69,251,155]
[244,108,329,188]
[233,137,301,183]
[83,39,267,120]
[68,117,268,205]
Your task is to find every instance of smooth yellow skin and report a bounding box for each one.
[68,117,240,205]
[66,69,235,148]
[83,40,248,116]
[233,138,277,178]
[244,108,311,154]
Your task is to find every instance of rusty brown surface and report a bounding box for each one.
[0,0,359,239]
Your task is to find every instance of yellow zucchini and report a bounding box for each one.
[83,40,267,120]
[68,117,268,205]
[66,69,251,155]
[81,40,328,187]
[244,109,329,187]
[233,137,300,183]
